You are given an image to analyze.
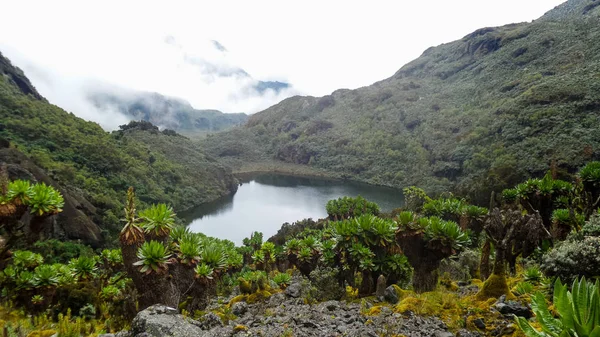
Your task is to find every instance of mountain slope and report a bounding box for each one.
[0,52,238,245]
[203,0,600,203]
[89,91,248,137]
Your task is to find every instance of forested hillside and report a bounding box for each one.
[203,0,600,203]
[0,52,237,245]
[89,91,248,137]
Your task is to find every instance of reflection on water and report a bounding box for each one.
[180,173,404,245]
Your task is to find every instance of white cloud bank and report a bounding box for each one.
[0,0,565,129]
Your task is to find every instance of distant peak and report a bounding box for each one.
[540,0,600,21]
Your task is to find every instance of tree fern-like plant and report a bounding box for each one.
[139,203,176,239]
[133,241,171,274]
[326,196,380,220]
[515,277,600,337]
[200,243,227,272]
[177,239,201,265]
[273,272,292,289]
[195,263,214,280]
[68,256,97,280]
[396,214,470,293]
[33,265,60,287]
[5,180,32,206]
[12,250,44,269]
[28,183,64,216]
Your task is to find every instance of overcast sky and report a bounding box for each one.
[0,0,566,129]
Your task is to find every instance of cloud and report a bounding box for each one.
[0,34,296,130]
[0,0,565,130]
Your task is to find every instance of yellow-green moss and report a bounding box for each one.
[345,286,358,300]
[476,274,515,300]
[471,279,483,288]
[246,290,272,304]
[228,295,248,306]
[238,279,253,294]
[395,296,425,314]
[365,305,383,316]
[26,330,57,337]
[391,285,413,301]
[233,325,248,332]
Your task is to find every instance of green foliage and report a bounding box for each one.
[421,196,487,227]
[513,281,535,296]
[68,256,97,280]
[32,240,94,264]
[421,217,471,250]
[12,250,44,269]
[200,242,228,272]
[515,277,600,337]
[541,236,600,283]
[0,60,237,243]
[195,263,214,279]
[2,180,64,216]
[325,196,380,220]
[27,183,64,215]
[524,266,544,284]
[33,265,60,287]
[502,188,519,203]
[100,249,123,266]
[5,179,32,204]
[272,272,291,289]
[202,7,600,206]
[403,186,430,212]
[139,203,176,237]
[579,161,600,184]
[552,209,585,229]
[177,239,201,265]
[133,241,172,274]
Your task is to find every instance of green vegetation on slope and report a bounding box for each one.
[89,91,248,138]
[203,0,600,204]
[0,52,237,244]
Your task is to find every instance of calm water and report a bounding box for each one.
[181,173,404,245]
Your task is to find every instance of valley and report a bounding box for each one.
[1,0,600,336]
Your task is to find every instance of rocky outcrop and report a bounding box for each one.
[0,52,44,100]
[124,296,481,337]
[0,148,102,247]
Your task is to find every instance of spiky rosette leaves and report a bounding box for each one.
[5,180,32,205]
[579,161,600,184]
[177,239,201,265]
[195,263,214,280]
[139,203,176,238]
[200,242,227,272]
[422,217,470,251]
[28,183,64,216]
[133,241,172,274]
[32,264,60,287]
[68,256,97,279]
[12,250,44,269]
[273,272,291,289]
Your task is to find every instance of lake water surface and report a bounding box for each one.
[181,173,404,245]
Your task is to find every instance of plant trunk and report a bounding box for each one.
[120,243,145,299]
[480,240,491,280]
[412,264,439,293]
[492,246,506,276]
[137,272,177,310]
[358,271,373,297]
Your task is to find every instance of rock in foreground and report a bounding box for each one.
[126,298,482,337]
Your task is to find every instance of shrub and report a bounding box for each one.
[325,196,380,220]
[541,236,600,282]
[308,267,345,301]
